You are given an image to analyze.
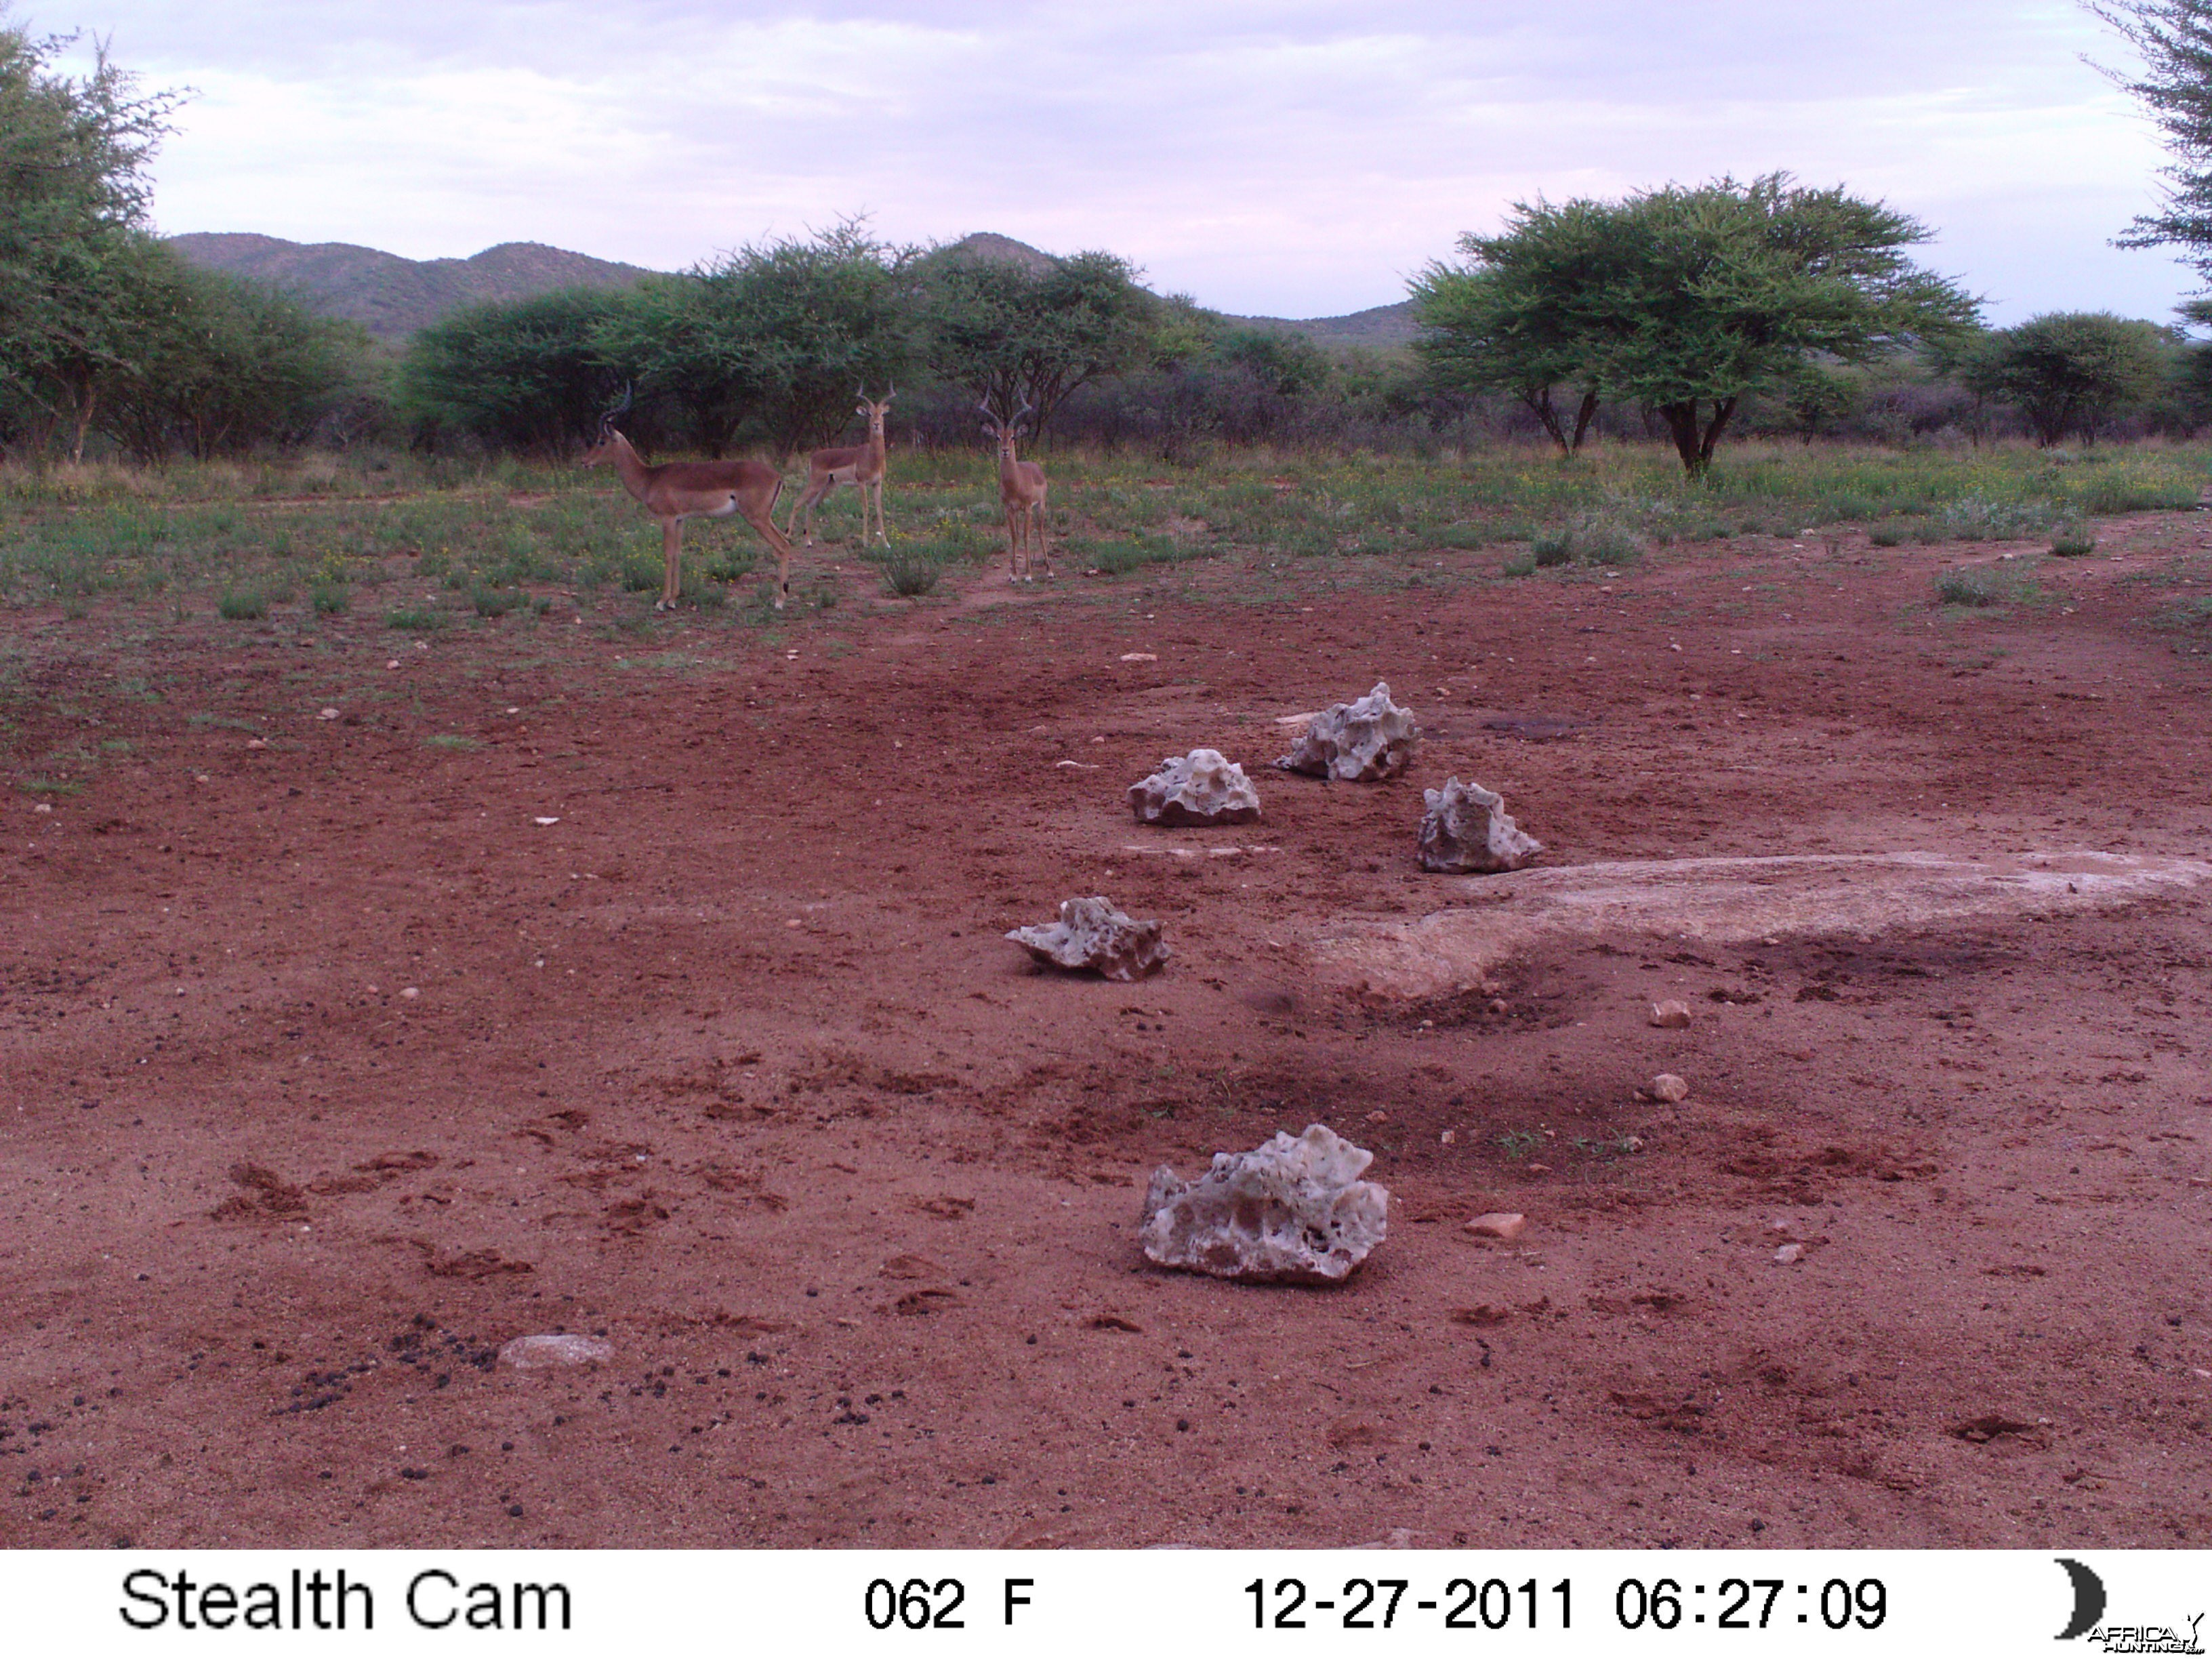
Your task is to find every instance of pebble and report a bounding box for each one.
[1439,1130,1456,1146]
[1118,652,1158,663]
[1650,1000,1693,1029]
[1774,1243,1805,1266]
[319,708,340,720]
[498,1334,613,1370]
[1465,1212,1526,1241]
[1650,1073,1689,1103]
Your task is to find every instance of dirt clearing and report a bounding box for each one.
[3,518,2210,1549]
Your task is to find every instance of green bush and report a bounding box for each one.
[1935,569,1999,607]
[1868,521,1908,547]
[1937,493,2060,541]
[1531,531,1572,567]
[879,551,944,596]
[385,606,447,630]
[2049,523,2098,558]
[218,586,269,620]
[470,584,521,617]
[1500,551,1538,577]
[310,583,350,613]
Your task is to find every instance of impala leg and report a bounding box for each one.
[1006,506,1023,583]
[659,518,683,611]
[1033,502,1050,579]
[741,496,798,611]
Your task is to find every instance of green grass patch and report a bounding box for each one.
[1934,569,2002,607]
[424,733,482,752]
[384,607,447,632]
[217,586,270,621]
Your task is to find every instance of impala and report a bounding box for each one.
[580,390,801,610]
[980,398,1049,581]
[787,389,894,548]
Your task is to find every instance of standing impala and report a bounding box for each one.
[787,389,894,548]
[980,398,1049,582]
[581,390,801,611]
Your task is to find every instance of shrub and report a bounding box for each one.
[385,606,446,630]
[470,584,521,617]
[1868,521,1908,547]
[1531,530,1572,567]
[310,583,350,613]
[1937,493,2060,541]
[2049,523,2098,558]
[879,551,944,596]
[218,587,269,620]
[1935,569,1999,607]
[1500,551,1538,577]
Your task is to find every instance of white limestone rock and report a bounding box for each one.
[498,1334,613,1369]
[1417,777,1543,874]
[1276,682,1420,781]
[1139,1124,1389,1284]
[1128,749,1261,826]
[1006,896,1168,981]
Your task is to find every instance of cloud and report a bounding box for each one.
[48,0,2191,321]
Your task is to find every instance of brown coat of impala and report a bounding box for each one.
[981,399,1049,581]
[581,419,800,610]
[788,390,894,548]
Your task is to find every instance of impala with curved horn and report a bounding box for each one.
[980,397,1049,582]
[581,387,802,611]
[787,388,895,548]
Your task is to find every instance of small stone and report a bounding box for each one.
[1650,1073,1689,1103]
[1128,750,1261,826]
[318,708,340,720]
[1774,1243,1805,1265]
[1439,1129,1456,1145]
[1139,1124,1388,1284]
[1525,1163,1551,1175]
[1007,896,1168,981]
[1365,1110,1388,1124]
[1465,1212,1525,1241]
[1418,777,1542,873]
[1276,682,1419,781]
[498,1334,613,1369]
[400,986,419,1000]
[1650,1000,1693,1029]
[1119,652,1158,662]
[245,738,266,750]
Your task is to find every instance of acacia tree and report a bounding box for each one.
[403,287,632,455]
[596,220,917,459]
[0,18,182,457]
[2090,2,2212,289]
[1411,197,1615,455]
[921,247,1158,434]
[1960,311,2175,444]
[1414,175,1979,475]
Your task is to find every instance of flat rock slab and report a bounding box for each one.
[1309,851,2212,1000]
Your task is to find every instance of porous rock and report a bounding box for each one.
[1649,1073,1690,1103]
[1127,749,1261,826]
[1139,1124,1388,1284]
[499,1334,613,1369]
[1276,682,1420,781]
[1418,777,1543,874]
[1650,1000,1693,1029]
[1006,896,1168,981]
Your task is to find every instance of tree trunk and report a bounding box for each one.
[1569,388,1601,453]
[68,387,98,465]
[1519,386,1569,455]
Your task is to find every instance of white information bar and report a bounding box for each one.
[2,1550,2201,1655]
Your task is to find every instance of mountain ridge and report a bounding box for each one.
[165,230,1415,349]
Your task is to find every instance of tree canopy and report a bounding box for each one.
[1959,311,2177,445]
[1413,174,1981,474]
[920,247,1159,432]
[2091,2,2212,289]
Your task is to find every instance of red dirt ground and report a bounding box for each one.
[3,516,2211,1549]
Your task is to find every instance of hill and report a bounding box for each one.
[165,229,1416,350]
[1222,300,1418,352]
[164,234,656,340]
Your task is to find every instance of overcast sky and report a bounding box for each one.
[37,0,2196,323]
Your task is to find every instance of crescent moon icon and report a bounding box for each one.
[2055,1557,2106,1641]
